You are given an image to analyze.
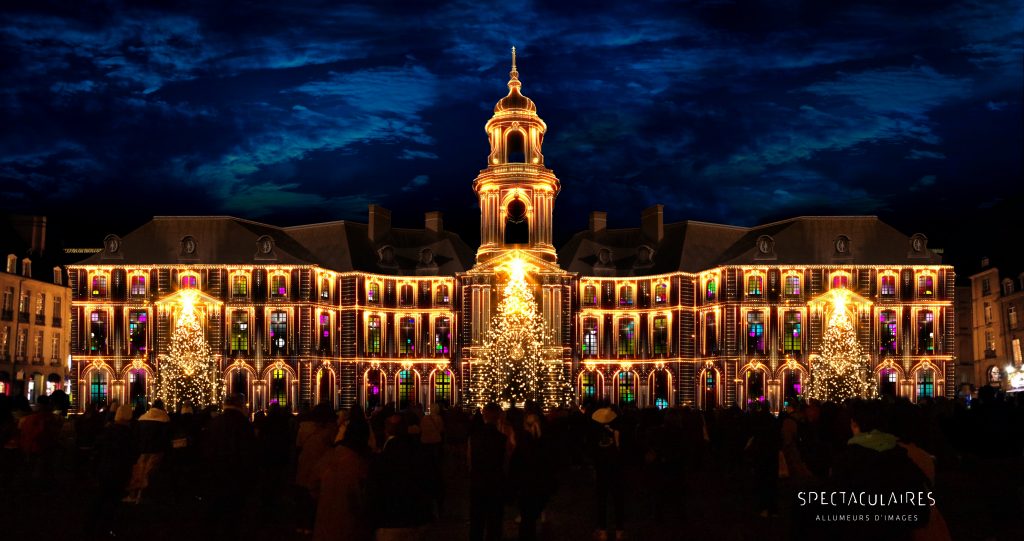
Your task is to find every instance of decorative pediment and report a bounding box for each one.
[153,288,224,309]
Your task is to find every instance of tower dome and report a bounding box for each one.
[494,47,536,113]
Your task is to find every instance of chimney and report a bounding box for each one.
[30,216,46,255]
[589,211,607,233]
[368,204,391,243]
[641,204,664,243]
[425,211,443,233]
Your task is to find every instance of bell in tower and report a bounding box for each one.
[473,47,561,264]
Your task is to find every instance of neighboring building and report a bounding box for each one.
[0,216,71,401]
[955,285,974,390]
[66,53,956,412]
[969,261,1024,389]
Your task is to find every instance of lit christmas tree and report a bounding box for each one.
[156,291,224,409]
[472,258,572,408]
[805,290,877,402]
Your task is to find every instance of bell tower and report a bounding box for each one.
[473,47,560,264]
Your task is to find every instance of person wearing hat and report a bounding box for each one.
[591,403,625,541]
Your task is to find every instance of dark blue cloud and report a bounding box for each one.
[0,0,1020,271]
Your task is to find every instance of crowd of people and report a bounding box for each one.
[0,389,1022,540]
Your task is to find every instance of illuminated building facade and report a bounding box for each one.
[968,262,1024,390]
[66,51,956,411]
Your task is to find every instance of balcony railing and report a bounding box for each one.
[35,314,45,325]
[52,317,62,328]
[18,311,29,323]
[0,309,11,321]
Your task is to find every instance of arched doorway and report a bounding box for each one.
[782,368,803,408]
[648,369,671,409]
[878,367,899,398]
[743,365,768,406]
[504,197,529,244]
[226,365,254,404]
[127,367,148,410]
[699,367,719,410]
[615,370,638,408]
[430,368,454,407]
[578,370,603,404]
[316,366,336,407]
[84,368,111,408]
[397,369,419,410]
[364,368,385,412]
[267,366,292,409]
[915,367,935,402]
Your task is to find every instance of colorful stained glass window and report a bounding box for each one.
[583,285,598,306]
[618,285,634,307]
[129,310,147,355]
[435,317,451,355]
[270,310,287,353]
[270,275,287,297]
[746,311,764,355]
[367,282,380,303]
[398,370,416,408]
[434,370,452,405]
[90,371,108,406]
[270,369,287,406]
[916,370,934,400]
[231,311,248,352]
[881,275,896,297]
[583,318,599,357]
[654,283,668,304]
[367,316,381,354]
[580,371,597,400]
[880,310,897,355]
[180,274,197,289]
[400,317,416,355]
[617,371,636,406]
[918,275,934,298]
[783,311,801,353]
[706,279,716,302]
[784,275,801,296]
[653,316,668,355]
[130,275,147,297]
[747,275,762,296]
[918,310,934,353]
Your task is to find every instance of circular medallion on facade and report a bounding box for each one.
[834,235,850,254]
[756,235,774,255]
[104,234,121,254]
[910,233,927,253]
[181,236,197,255]
[259,237,273,254]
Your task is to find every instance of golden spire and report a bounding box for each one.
[508,45,521,89]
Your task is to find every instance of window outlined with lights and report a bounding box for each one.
[366,280,381,304]
[230,271,249,299]
[745,271,765,299]
[178,271,199,290]
[129,271,148,298]
[916,271,935,299]
[879,271,898,299]
[89,271,110,299]
[269,272,289,299]
[783,271,801,298]
[829,270,851,290]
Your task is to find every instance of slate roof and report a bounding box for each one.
[75,216,475,276]
[559,216,942,276]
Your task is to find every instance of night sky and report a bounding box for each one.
[1,1,1021,272]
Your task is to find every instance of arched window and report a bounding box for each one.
[618,285,634,307]
[316,368,335,405]
[128,310,147,355]
[232,275,248,298]
[367,282,380,304]
[746,311,764,355]
[321,277,331,300]
[398,370,417,409]
[746,275,763,297]
[783,311,801,354]
[831,273,849,289]
[270,274,287,298]
[617,319,635,356]
[617,371,637,407]
[399,317,416,355]
[701,369,717,409]
[433,370,452,406]
[399,284,414,306]
[706,279,717,302]
[229,368,249,399]
[270,310,287,354]
[434,317,451,356]
[917,274,934,298]
[652,316,668,355]
[130,274,147,297]
[879,310,897,355]
[230,311,249,352]
[654,283,668,304]
[916,369,934,401]
[128,368,147,410]
[435,284,450,305]
[366,315,382,355]
[91,275,108,298]
[583,285,598,307]
[506,130,526,163]
[270,369,287,406]
[582,317,599,357]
